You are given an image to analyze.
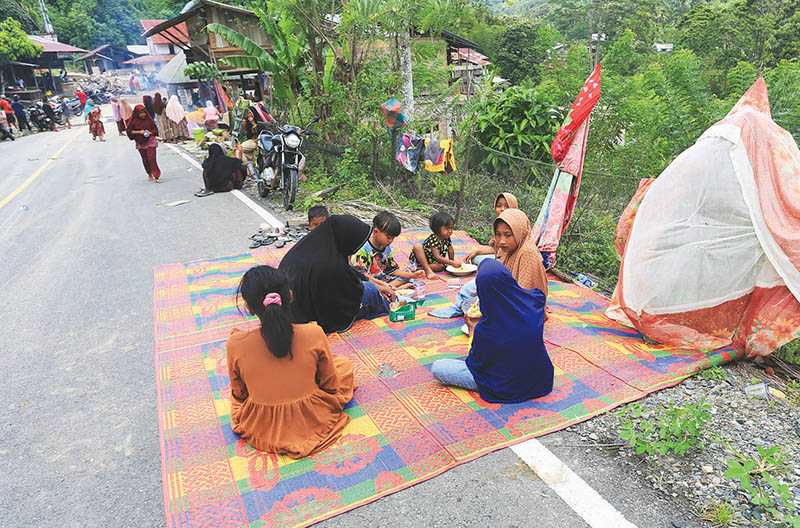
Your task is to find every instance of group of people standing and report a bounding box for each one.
[105,92,192,183]
[227,195,554,458]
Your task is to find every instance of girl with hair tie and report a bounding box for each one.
[227,265,355,457]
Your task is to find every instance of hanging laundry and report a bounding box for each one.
[381,98,407,129]
[395,133,425,173]
[424,137,457,173]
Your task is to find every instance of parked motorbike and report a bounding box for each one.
[28,102,55,131]
[252,117,319,210]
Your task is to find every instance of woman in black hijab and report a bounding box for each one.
[195,143,245,196]
[279,215,391,333]
[143,95,155,119]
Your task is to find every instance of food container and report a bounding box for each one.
[389,301,416,322]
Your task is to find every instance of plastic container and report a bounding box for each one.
[389,302,416,322]
[411,280,426,306]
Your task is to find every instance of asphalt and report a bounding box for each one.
[0,120,695,528]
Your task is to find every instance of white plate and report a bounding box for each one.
[446,263,477,276]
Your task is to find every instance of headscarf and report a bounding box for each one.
[165,95,185,124]
[110,97,121,121]
[120,99,133,122]
[494,209,548,296]
[279,215,371,333]
[495,192,519,210]
[126,104,158,144]
[143,95,155,118]
[202,144,243,192]
[83,99,95,118]
[204,100,220,121]
[153,93,166,115]
[465,259,552,403]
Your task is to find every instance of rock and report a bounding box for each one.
[588,432,599,441]
[701,465,713,474]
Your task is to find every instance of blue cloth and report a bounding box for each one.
[431,359,477,390]
[11,101,25,118]
[355,281,390,321]
[465,259,553,403]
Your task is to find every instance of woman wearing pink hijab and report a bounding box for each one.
[203,100,220,130]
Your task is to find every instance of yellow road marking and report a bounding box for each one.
[0,134,78,211]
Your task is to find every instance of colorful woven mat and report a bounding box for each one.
[153,230,741,527]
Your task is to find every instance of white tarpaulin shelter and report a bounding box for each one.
[609,78,800,357]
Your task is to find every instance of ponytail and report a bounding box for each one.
[236,266,294,358]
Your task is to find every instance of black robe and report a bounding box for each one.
[279,215,370,333]
[202,144,244,192]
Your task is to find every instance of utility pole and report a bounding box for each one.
[39,0,55,38]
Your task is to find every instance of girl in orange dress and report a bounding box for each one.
[227,265,356,457]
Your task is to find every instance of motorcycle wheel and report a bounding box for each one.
[257,178,270,198]
[283,168,298,210]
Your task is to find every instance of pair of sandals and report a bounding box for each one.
[249,232,287,249]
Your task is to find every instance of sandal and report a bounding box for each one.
[194,189,215,197]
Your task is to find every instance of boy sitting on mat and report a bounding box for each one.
[351,211,425,288]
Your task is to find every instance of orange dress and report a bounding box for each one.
[226,323,355,458]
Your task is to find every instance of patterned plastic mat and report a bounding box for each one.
[152,230,740,527]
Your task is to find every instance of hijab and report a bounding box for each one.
[120,99,133,121]
[495,192,519,210]
[465,259,552,403]
[165,95,185,124]
[83,99,95,117]
[143,95,155,118]
[494,208,548,296]
[204,100,220,121]
[202,144,243,192]
[153,93,166,115]
[126,104,158,144]
[279,215,371,333]
[110,97,121,121]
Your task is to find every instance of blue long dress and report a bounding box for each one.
[465,259,553,403]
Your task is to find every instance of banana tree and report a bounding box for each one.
[207,9,306,120]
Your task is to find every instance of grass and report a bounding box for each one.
[702,502,736,526]
[698,366,728,381]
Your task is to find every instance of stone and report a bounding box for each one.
[701,465,713,474]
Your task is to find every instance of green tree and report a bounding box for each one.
[492,20,560,85]
[0,17,42,93]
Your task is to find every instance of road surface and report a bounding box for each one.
[0,122,693,528]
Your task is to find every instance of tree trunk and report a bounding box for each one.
[398,28,414,119]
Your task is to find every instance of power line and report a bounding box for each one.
[470,135,645,181]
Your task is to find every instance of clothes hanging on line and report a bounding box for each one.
[424,136,457,173]
[395,133,425,173]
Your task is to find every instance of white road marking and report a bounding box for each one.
[511,439,639,528]
[165,143,284,230]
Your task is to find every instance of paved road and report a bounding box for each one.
[0,123,692,528]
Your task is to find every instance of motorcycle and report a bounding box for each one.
[252,117,319,210]
[28,102,55,131]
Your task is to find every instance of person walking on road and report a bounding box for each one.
[74,89,88,114]
[126,104,161,182]
[110,97,125,135]
[11,96,30,132]
[59,98,72,129]
[88,106,104,140]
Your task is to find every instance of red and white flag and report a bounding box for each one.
[550,64,601,164]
